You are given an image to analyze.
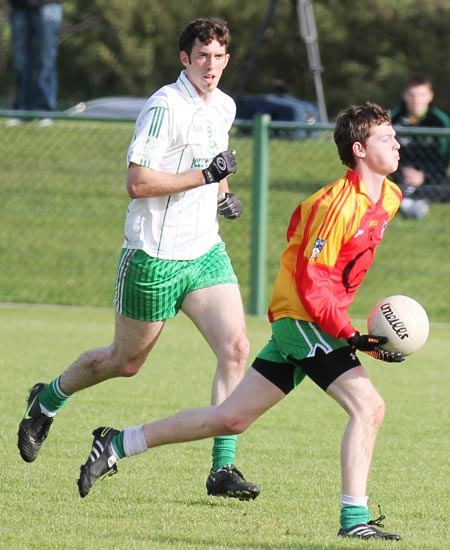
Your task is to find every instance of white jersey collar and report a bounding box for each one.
[176,70,218,105]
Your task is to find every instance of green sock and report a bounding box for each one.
[39,376,71,414]
[212,435,237,471]
[112,431,126,459]
[340,505,370,529]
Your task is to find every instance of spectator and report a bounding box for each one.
[391,74,450,218]
[8,0,62,126]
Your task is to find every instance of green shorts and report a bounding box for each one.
[252,318,360,392]
[114,242,238,321]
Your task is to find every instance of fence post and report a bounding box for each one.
[249,114,270,316]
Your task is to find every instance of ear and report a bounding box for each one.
[180,51,189,67]
[352,141,366,159]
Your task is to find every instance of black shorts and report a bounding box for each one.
[252,346,362,393]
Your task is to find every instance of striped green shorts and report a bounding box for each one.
[114,242,238,321]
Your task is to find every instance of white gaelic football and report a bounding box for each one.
[367,295,429,356]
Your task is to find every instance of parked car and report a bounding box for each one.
[235,93,320,139]
[65,94,320,140]
[65,97,147,120]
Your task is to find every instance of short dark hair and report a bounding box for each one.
[402,73,433,92]
[334,102,391,169]
[178,17,231,57]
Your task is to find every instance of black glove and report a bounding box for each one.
[203,151,236,184]
[217,192,243,219]
[347,332,405,363]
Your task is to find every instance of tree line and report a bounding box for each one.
[1,0,449,118]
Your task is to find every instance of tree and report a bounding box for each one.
[1,0,449,116]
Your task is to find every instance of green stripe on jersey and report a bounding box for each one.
[148,106,167,138]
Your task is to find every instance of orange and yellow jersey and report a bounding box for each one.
[268,170,402,340]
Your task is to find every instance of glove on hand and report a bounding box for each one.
[203,151,236,184]
[217,192,243,219]
[347,332,405,363]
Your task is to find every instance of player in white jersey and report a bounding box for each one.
[124,69,235,259]
[18,17,260,501]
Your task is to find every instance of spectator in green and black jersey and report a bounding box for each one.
[391,74,450,218]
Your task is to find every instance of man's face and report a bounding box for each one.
[180,38,230,100]
[361,123,401,176]
[403,84,434,118]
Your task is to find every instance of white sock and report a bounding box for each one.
[123,425,148,457]
[39,403,56,417]
[341,494,368,508]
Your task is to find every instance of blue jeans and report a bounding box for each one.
[10,3,62,111]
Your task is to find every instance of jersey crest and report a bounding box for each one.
[310,238,326,261]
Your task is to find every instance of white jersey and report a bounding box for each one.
[124,70,236,260]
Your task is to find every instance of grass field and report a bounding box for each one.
[1,305,449,549]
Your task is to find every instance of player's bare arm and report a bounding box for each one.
[127,163,206,198]
[127,150,236,198]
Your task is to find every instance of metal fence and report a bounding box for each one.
[1,111,449,323]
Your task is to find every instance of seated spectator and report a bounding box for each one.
[391,74,450,218]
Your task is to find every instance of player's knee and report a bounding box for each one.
[107,342,150,377]
[115,355,146,377]
[215,409,251,435]
[118,363,138,377]
[220,333,250,369]
[364,393,385,428]
[119,359,144,377]
[239,334,251,364]
[373,394,385,425]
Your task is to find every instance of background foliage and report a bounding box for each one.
[1,0,450,117]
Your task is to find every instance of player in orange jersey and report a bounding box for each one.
[78,103,404,540]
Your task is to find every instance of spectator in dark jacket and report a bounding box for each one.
[391,74,450,218]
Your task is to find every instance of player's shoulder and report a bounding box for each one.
[428,105,450,128]
[382,180,402,218]
[384,177,402,199]
[134,85,171,117]
[213,87,236,107]
[324,173,356,199]
[390,104,404,122]
[211,87,237,121]
[132,89,170,130]
[303,175,352,215]
[147,83,178,107]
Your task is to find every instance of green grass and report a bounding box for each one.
[1,119,449,322]
[1,305,449,549]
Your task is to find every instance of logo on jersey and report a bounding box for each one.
[191,157,210,169]
[310,238,326,260]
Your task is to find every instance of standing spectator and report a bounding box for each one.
[391,74,450,218]
[8,0,62,125]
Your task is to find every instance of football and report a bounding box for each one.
[367,295,429,356]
